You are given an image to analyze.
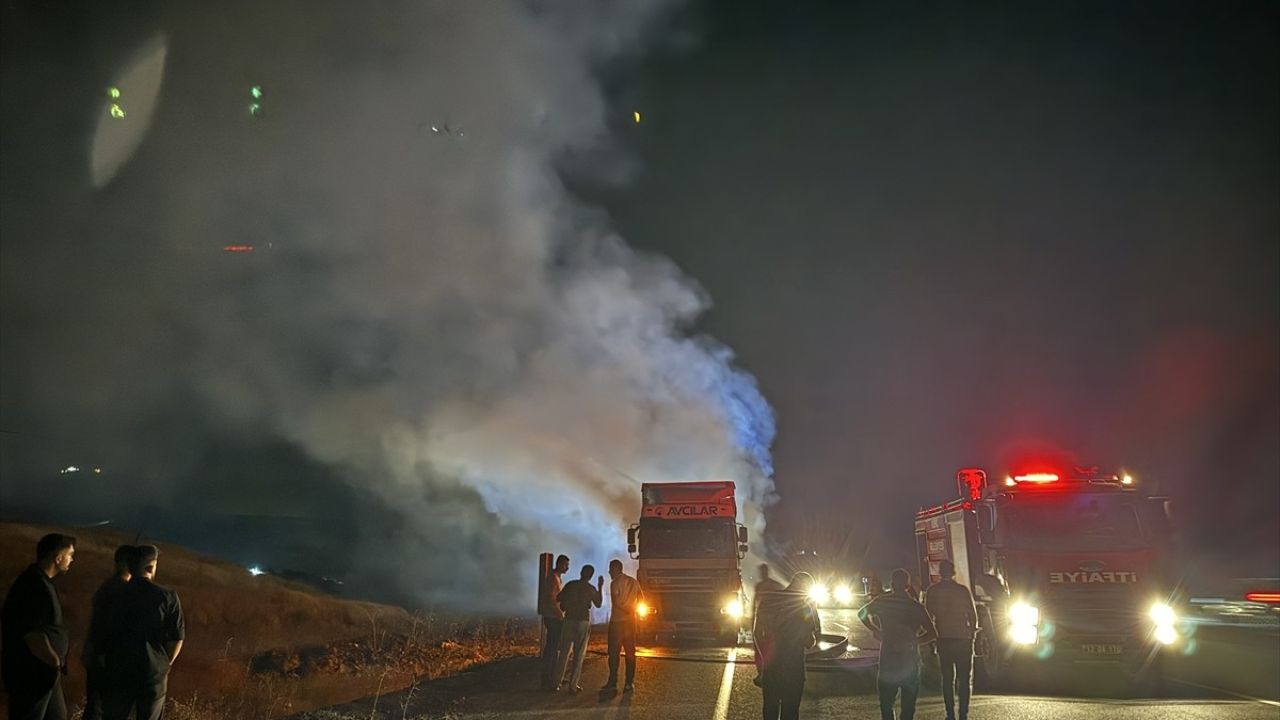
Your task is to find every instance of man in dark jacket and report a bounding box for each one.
[1,533,76,720]
[924,560,978,720]
[754,572,820,720]
[100,545,185,720]
[82,545,135,720]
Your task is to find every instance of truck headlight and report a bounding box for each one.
[1148,602,1176,627]
[723,599,744,619]
[1008,601,1040,645]
[1009,601,1040,626]
[1149,602,1177,644]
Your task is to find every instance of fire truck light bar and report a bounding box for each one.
[1013,473,1059,484]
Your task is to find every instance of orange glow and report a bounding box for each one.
[223,245,256,253]
[636,601,652,618]
[1245,592,1280,604]
[1013,473,1059,484]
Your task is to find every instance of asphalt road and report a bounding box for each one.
[308,610,1279,720]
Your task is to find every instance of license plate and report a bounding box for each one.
[1081,643,1124,655]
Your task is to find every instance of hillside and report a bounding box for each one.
[0,522,537,717]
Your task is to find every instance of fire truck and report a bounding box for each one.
[914,466,1178,688]
[627,481,749,643]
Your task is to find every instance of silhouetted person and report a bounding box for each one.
[538,554,570,690]
[754,572,820,720]
[82,545,136,720]
[752,563,785,686]
[859,568,936,720]
[1,533,76,720]
[553,564,602,693]
[602,559,642,692]
[100,545,185,720]
[925,560,978,720]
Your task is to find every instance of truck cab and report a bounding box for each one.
[628,481,749,644]
[916,467,1179,688]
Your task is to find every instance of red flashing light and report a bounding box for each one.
[1245,591,1280,604]
[1013,473,1059,484]
[223,245,256,253]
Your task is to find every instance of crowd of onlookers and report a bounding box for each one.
[2,535,185,720]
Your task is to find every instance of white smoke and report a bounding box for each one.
[104,0,771,608]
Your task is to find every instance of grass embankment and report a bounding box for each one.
[0,522,538,718]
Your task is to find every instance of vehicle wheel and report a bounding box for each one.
[973,627,1002,691]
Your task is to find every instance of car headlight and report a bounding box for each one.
[636,601,651,618]
[1149,602,1176,627]
[808,583,830,605]
[834,584,854,605]
[723,599,744,618]
[1009,601,1040,626]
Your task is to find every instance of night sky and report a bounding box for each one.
[601,1,1279,575]
[1,1,1276,609]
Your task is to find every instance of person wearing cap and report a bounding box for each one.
[925,560,978,720]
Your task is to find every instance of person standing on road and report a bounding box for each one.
[602,559,642,692]
[859,568,937,720]
[752,563,786,687]
[100,545,185,720]
[754,572,820,720]
[1,533,76,720]
[538,554,570,690]
[925,560,978,720]
[554,564,603,693]
[82,545,136,720]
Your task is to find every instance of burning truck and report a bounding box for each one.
[627,481,749,644]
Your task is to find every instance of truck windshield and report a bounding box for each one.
[1006,494,1147,550]
[639,519,736,559]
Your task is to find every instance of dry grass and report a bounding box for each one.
[0,522,538,719]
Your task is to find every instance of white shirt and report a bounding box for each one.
[609,573,643,622]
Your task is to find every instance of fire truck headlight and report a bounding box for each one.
[1154,624,1178,645]
[834,584,854,606]
[636,602,651,619]
[1148,602,1176,627]
[808,583,830,605]
[1009,623,1038,645]
[1009,601,1040,627]
[723,598,744,619]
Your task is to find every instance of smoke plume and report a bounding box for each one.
[0,0,775,610]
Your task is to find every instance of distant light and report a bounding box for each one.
[223,245,256,253]
[60,466,80,474]
[109,104,126,119]
[248,565,264,576]
[93,467,103,474]
[108,87,121,99]
[633,110,641,123]
[248,102,263,117]
[250,85,263,99]
[808,583,829,605]
[1121,474,1134,485]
